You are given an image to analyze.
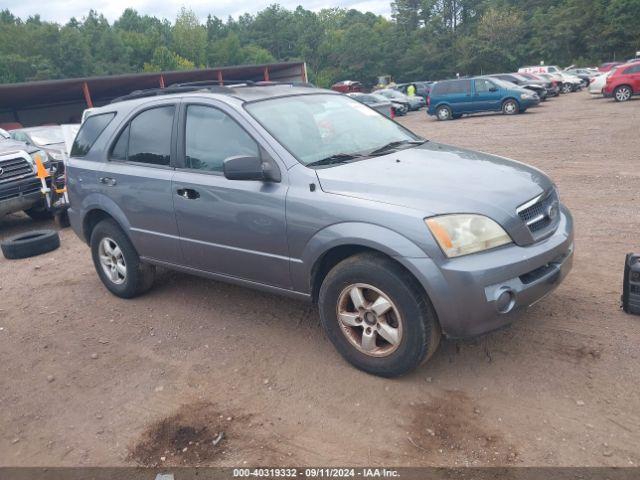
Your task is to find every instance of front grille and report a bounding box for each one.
[517,190,559,235]
[0,155,34,184]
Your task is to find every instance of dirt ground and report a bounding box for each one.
[1,92,639,468]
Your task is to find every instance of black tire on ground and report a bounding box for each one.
[436,105,452,121]
[90,218,155,299]
[318,252,441,377]
[54,210,71,228]
[24,206,54,221]
[502,99,520,115]
[1,230,60,259]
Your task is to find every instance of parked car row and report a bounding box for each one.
[426,76,542,120]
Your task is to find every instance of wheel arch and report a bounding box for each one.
[298,222,433,303]
[82,198,132,245]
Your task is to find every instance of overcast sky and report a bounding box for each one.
[8,0,392,24]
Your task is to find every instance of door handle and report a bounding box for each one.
[176,188,200,200]
[100,177,117,186]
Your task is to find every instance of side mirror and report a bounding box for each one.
[223,155,280,182]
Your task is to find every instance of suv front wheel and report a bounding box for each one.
[318,253,441,377]
[90,219,155,298]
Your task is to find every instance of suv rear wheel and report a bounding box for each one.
[318,253,441,377]
[90,219,155,298]
[614,85,632,102]
[436,105,452,121]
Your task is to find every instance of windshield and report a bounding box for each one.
[246,94,420,166]
[29,128,64,146]
[491,78,518,89]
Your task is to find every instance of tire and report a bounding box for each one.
[318,252,441,377]
[55,210,71,229]
[1,229,60,259]
[614,85,632,102]
[436,105,452,121]
[502,99,519,115]
[90,219,155,299]
[24,205,54,221]
[561,83,573,94]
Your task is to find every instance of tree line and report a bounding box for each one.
[0,0,638,87]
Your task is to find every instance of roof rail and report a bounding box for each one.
[109,80,317,104]
[169,79,255,88]
[110,84,231,103]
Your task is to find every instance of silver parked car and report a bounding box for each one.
[67,84,573,377]
[346,92,394,117]
[10,125,67,161]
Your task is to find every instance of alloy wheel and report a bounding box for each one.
[98,237,127,285]
[615,87,631,102]
[336,283,403,357]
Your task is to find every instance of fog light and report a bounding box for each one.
[495,289,515,314]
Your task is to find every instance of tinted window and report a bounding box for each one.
[71,113,115,157]
[623,65,640,74]
[185,105,259,173]
[434,80,470,95]
[127,106,174,166]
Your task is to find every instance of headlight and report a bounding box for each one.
[425,214,512,258]
[521,92,535,99]
[29,150,48,172]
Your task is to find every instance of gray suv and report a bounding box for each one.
[67,84,573,377]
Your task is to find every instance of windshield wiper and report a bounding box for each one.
[367,139,426,156]
[306,152,364,167]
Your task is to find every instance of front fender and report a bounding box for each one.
[290,221,429,294]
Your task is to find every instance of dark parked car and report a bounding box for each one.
[10,126,67,161]
[518,72,560,96]
[488,73,549,101]
[394,81,432,100]
[66,84,572,377]
[347,93,394,118]
[376,89,424,111]
[428,77,540,120]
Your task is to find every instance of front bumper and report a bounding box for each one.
[0,175,43,216]
[406,205,574,338]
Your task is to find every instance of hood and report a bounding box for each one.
[0,138,37,155]
[315,142,552,220]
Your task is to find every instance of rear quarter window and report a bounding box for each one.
[71,112,116,157]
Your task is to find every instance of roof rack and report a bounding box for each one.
[109,80,317,104]
[169,79,256,88]
[110,85,231,103]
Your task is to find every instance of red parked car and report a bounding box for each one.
[599,62,622,73]
[603,61,640,102]
[330,80,364,93]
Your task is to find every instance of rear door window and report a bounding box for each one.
[70,112,115,157]
[110,106,175,166]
